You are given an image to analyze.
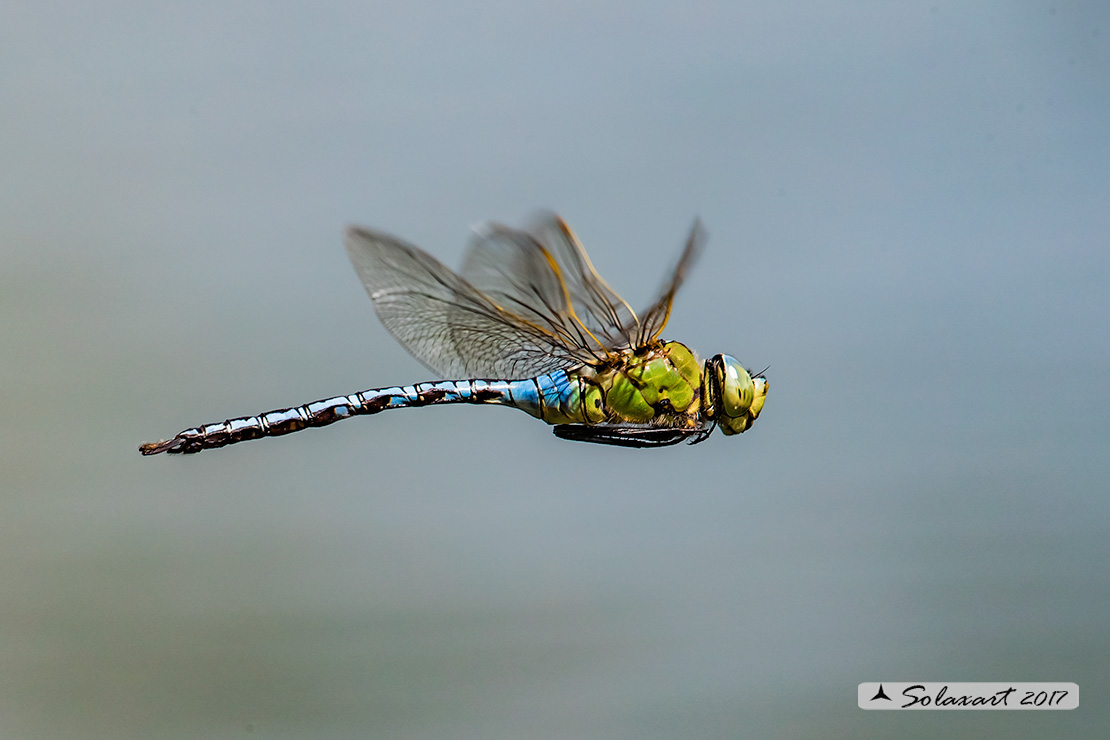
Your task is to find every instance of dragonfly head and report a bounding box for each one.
[706,354,767,435]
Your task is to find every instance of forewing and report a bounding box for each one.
[636,219,705,344]
[528,214,643,347]
[345,226,591,379]
[462,215,641,352]
[457,222,605,358]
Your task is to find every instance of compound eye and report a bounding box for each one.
[718,355,754,417]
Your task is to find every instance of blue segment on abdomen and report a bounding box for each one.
[507,371,573,421]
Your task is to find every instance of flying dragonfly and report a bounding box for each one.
[140,214,766,454]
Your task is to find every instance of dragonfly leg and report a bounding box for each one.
[552,425,704,448]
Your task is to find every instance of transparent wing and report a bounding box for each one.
[345,226,601,379]
[635,219,705,345]
[461,214,642,352]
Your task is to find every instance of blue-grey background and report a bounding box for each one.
[2,2,1107,738]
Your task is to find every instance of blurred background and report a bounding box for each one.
[2,2,1107,738]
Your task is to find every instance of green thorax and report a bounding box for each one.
[542,341,704,427]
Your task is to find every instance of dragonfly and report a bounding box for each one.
[139,214,766,454]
